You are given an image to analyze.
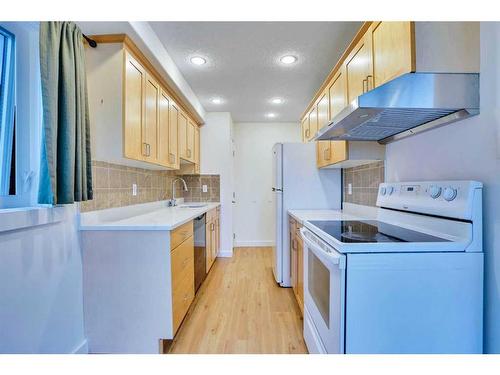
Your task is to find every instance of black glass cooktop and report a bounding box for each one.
[309,220,450,243]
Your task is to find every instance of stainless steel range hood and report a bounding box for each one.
[314,73,479,144]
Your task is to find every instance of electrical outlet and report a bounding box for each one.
[348,183,353,195]
[132,183,137,196]
[202,184,208,193]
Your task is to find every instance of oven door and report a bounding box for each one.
[301,227,346,354]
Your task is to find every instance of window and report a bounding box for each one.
[0,26,16,196]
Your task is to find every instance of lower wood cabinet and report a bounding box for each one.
[289,216,304,315]
[171,222,194,335]
[205,207,221,272]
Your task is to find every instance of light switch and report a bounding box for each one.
[132,183,137,196]
[202,184,208,193]
[348,183,352,195]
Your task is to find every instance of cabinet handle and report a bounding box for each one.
[292,239,297,250]
[305,129,310,138]
[366,75,373,91]
[187,149,192,158]
[169,153,176,164]
[142,142,148,156]
[323,148,330,160]
[147,143,151,156]
[211,223,215,231]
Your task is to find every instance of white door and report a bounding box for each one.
[301,227,346,354]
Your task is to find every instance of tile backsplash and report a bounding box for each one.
[343,161,385,207]
[80,161,220,212]
[180,174,220,203]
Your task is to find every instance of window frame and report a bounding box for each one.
[0,22,41,209]
[0,26,16,196]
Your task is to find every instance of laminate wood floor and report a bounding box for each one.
[169,247,308,354]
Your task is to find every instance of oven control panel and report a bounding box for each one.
[376,181,483,220]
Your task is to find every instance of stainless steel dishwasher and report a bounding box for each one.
[193,214,207,292]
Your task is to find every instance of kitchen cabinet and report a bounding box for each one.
[307,107,318,141]
[168,100,180,169]
[143,73,160,163]
[289,216,304,315]
[85,37,204,171]
[344,32,373,104]
[178,111,188,160]
[194,126,200,174]
[171,231,195,335]
[123,51,146,161]
[205,208,220,272]
[301,22,478,145]
[301,116,309,142]
[370,21,414,88]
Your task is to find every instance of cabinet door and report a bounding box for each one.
[187,120,195,162]
[370,21,414,88]
[317,141,332,168]
[169,102,179,168]
[143,74,160,163]
[301,116,309,143]
[123,51,145,161]
[345,33,373,104]
[308,107,318,141]
[178,111,188,160]
[317,91,329,130]
[297,236,304,314]
[157,89,170,167]
[328,66,348,120]
[206,220,213,273]
[211,220,217,262]
[171,235,194,334]
[194,126,200,174]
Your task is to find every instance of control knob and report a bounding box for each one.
[429,185,442,199]
[380,187,386,196]
[386,186,394,195]
[443,187,458,202]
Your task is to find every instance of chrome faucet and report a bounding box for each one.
[171,177,188,206]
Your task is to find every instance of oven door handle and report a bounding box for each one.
[300,228,343,266]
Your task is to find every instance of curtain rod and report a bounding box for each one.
[82,34,97,48]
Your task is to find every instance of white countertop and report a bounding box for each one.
[79,200,220,231]
[288,203,378,225]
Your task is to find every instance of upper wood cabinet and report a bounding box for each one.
[301,21,479,167]
[194,126,200,174]
[123,51,145,161]
[328,66,347,120]
[85,36,204,172]
[344,32,373,104]
[178,111,188,160]
[143,73,160,163]
[370,21,414,88]
[301,116,309,142]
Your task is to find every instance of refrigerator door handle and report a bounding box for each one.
[272,187,283,192]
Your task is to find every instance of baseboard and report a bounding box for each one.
[71,338,89,354]
[218,250,233,258]
[234,241,274,247]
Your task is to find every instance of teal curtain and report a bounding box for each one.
[38,22,93,205]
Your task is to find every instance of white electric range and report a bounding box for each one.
[300,180,484,354]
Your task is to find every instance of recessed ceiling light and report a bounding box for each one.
[266,113,277,118]
[190,56,207,65]
[280,55,297,65]
[271,98,284,105]
[211,97,223,104]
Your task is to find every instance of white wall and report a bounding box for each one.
[233,122,301,246]
[201,112,234,256]
[385,22,500,353]
[0,205,87,353]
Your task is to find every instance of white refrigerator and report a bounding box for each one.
[272,142,341,287]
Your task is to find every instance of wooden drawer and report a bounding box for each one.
[171,220,193,250]
[171,235,194,334]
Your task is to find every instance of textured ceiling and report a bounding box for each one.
[149,22,362,123]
